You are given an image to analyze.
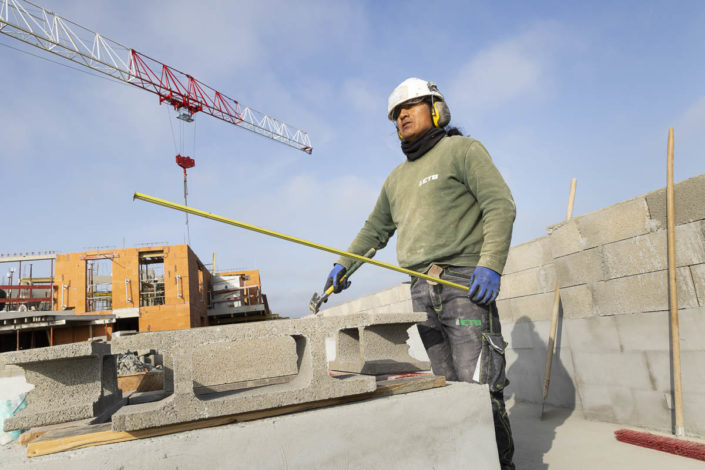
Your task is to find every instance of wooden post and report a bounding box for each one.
[666,128,684,436]
[541,178,577,418]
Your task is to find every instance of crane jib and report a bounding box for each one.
[0,0,312,153]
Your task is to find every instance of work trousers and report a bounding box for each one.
[411,266,515,470]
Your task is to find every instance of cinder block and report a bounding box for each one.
[500,264,556,299]
[559,284,594,318]
[330,322,430,374]
[554,247,605,288]
[602,222,705,279]
[502,236,552,274]
[548,220,583,258]
[691,264,705,307]
[192,337,298,394]
[564,316,620,353]
[2,342,122,432]
[575,197,651,250]
[110,312,426,432]
[646,173,705,227]
[592,268,698,316]
[507,292,555,322]
[571,351,653,390]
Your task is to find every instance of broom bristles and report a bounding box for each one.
[615,429,705,462]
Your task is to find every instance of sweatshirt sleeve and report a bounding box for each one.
[462,140,516,274]
[335,185,396,269]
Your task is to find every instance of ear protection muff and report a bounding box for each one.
[430,98,451,128]
[427,82,451,128]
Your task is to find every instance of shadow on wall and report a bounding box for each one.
[506,313,576,470]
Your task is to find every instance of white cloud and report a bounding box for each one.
[447,23,564,117]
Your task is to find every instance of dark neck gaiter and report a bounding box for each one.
[401,127,446,161]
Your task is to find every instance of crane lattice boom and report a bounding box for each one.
[0,0,313,153]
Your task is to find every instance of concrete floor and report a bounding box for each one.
[508,399,705,469]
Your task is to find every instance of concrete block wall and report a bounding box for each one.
[499,173,705,437]
[322,173,705,437]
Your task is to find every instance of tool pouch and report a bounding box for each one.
[479,332,510,392]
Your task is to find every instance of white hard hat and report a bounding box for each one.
[387,77,445,121]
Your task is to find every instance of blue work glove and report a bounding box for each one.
[324,264,350,294]
[468,266,501,304]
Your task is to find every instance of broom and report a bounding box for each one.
[614,129,705,461]
[614,429,705,462]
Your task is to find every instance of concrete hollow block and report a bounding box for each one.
[109,312,426,432]
[330,323,431,374]
[1,342,123,432]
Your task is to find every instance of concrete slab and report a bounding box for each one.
[563,315,620,353]
[1,343,122,432]
[680,307,705,350]
[110,313,426,432]
[571,352,654,390]
[0,382,501,470]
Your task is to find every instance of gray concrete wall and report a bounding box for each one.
[321,173,705,437]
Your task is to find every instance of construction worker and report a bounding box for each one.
[324,77,516,469]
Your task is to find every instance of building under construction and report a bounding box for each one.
[0,244,275,352]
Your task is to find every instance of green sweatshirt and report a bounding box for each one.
[336,135,516,274]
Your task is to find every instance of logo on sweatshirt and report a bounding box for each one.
[418,174,439,187]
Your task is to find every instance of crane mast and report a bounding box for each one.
[0,0,313,153]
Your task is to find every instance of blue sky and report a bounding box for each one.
[2,0,704,316]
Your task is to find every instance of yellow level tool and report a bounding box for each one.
[133,192,469,292]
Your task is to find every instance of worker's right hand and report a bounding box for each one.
[324,264,350,294]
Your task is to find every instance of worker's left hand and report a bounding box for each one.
[468,266,501,304]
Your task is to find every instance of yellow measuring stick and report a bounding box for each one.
[133,192,469,292]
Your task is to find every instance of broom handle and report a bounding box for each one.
[541,178,577,411]
[667,128,684,436]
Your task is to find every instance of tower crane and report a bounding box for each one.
[0,0,313,243]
